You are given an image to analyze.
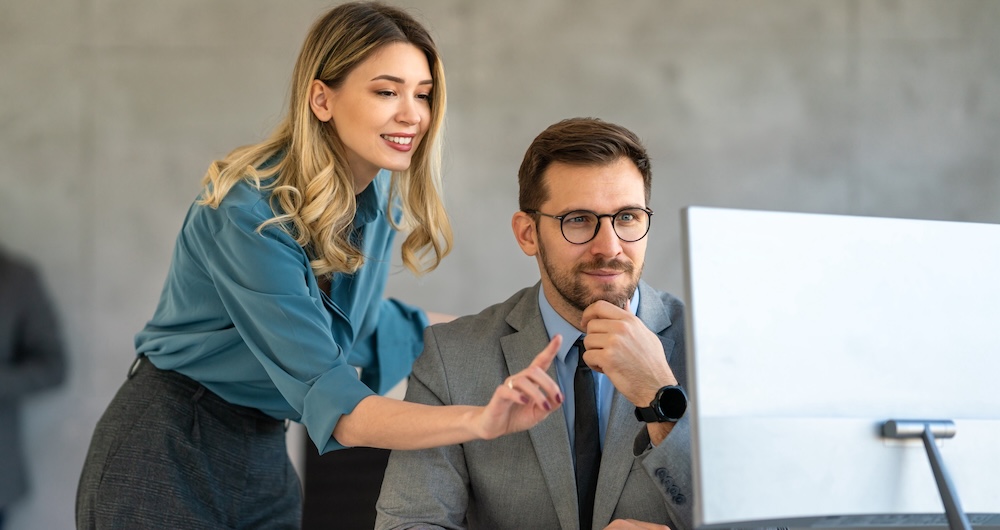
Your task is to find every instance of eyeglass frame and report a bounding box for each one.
[522,207,654,245]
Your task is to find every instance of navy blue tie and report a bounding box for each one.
[574,337,600,530]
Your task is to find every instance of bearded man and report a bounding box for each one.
[377,117,691,530]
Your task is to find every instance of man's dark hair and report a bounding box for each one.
[517,117,652,212]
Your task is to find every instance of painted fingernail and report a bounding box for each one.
[556,393,564,404]
[520,395,529,404]
[543,402,552,411]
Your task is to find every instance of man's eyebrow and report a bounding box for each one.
[563,204,647,213]
[371,74,433,85]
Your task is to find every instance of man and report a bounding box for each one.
[0,248,67,529]
[376,118,690,530]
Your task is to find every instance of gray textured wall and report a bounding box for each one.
[2,1,999,528]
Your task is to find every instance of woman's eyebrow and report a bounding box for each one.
[370,74,433,85]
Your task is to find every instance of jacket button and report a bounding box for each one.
[673,493,686,505]
[655,469,673,488]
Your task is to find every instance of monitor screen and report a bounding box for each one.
[680,207,1000,528]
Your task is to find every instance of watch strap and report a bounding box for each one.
[634,405,661,422]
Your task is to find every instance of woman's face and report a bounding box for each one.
[323,42,433,190]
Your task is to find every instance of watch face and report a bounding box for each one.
[655,386,687,420]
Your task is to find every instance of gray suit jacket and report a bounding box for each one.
[0,251,67,508]
[376,281,692,530]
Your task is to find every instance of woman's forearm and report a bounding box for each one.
[333,335,564,450]
[332,395,483,450]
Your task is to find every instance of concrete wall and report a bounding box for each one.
[2,1,998,528]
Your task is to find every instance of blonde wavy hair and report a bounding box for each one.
[199,2,452,277]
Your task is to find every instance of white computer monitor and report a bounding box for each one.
[680,206,1000,529]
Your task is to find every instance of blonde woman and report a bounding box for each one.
[76,3,562,528]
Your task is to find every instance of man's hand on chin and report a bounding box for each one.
[578,300,678,409]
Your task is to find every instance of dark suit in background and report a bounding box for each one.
[0,250,67,527]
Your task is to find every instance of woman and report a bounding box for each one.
[76,3,562,528]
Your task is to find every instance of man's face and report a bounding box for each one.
[524,157,648,320]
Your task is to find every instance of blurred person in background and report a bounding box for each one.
[0,247,67,530]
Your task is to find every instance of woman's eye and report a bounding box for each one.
[416,93,432,101]
[376,90,396,97]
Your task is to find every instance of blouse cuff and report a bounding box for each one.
[302,363,375,454]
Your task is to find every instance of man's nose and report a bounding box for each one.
[589,217,623,256]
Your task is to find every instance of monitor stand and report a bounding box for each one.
[882,420,972,530]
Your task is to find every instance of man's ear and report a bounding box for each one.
[309,79,334,122]
[512,211,539,257]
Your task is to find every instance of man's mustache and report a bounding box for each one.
[576,259,633,274]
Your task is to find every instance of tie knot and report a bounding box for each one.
[574,336,587,369]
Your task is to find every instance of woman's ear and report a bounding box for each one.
[512,211,539,257]
[309,79,334,122]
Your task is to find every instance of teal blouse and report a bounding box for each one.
[135,169,428,454]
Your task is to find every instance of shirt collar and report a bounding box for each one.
[537,285,641,364]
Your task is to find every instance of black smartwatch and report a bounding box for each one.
[634,385,687,423]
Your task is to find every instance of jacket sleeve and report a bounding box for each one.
[635,415,695,530]
[633,296,694,530]
[375,325,470,530]
[0,263,67,399]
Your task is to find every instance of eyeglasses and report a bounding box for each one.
[524,207,653,245]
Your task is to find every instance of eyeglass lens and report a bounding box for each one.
[561,209,650,244]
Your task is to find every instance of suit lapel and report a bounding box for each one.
[593,282,675,527]
[500,284,579,530]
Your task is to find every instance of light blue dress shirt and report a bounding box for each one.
[135,168,428,454]
[537,287,640,457]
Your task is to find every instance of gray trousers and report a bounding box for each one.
[76,357,302,529]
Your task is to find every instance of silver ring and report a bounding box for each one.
[507,378,514,390]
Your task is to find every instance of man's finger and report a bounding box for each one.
[580,299,630,328]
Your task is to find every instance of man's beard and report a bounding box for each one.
[538,237,642,312]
